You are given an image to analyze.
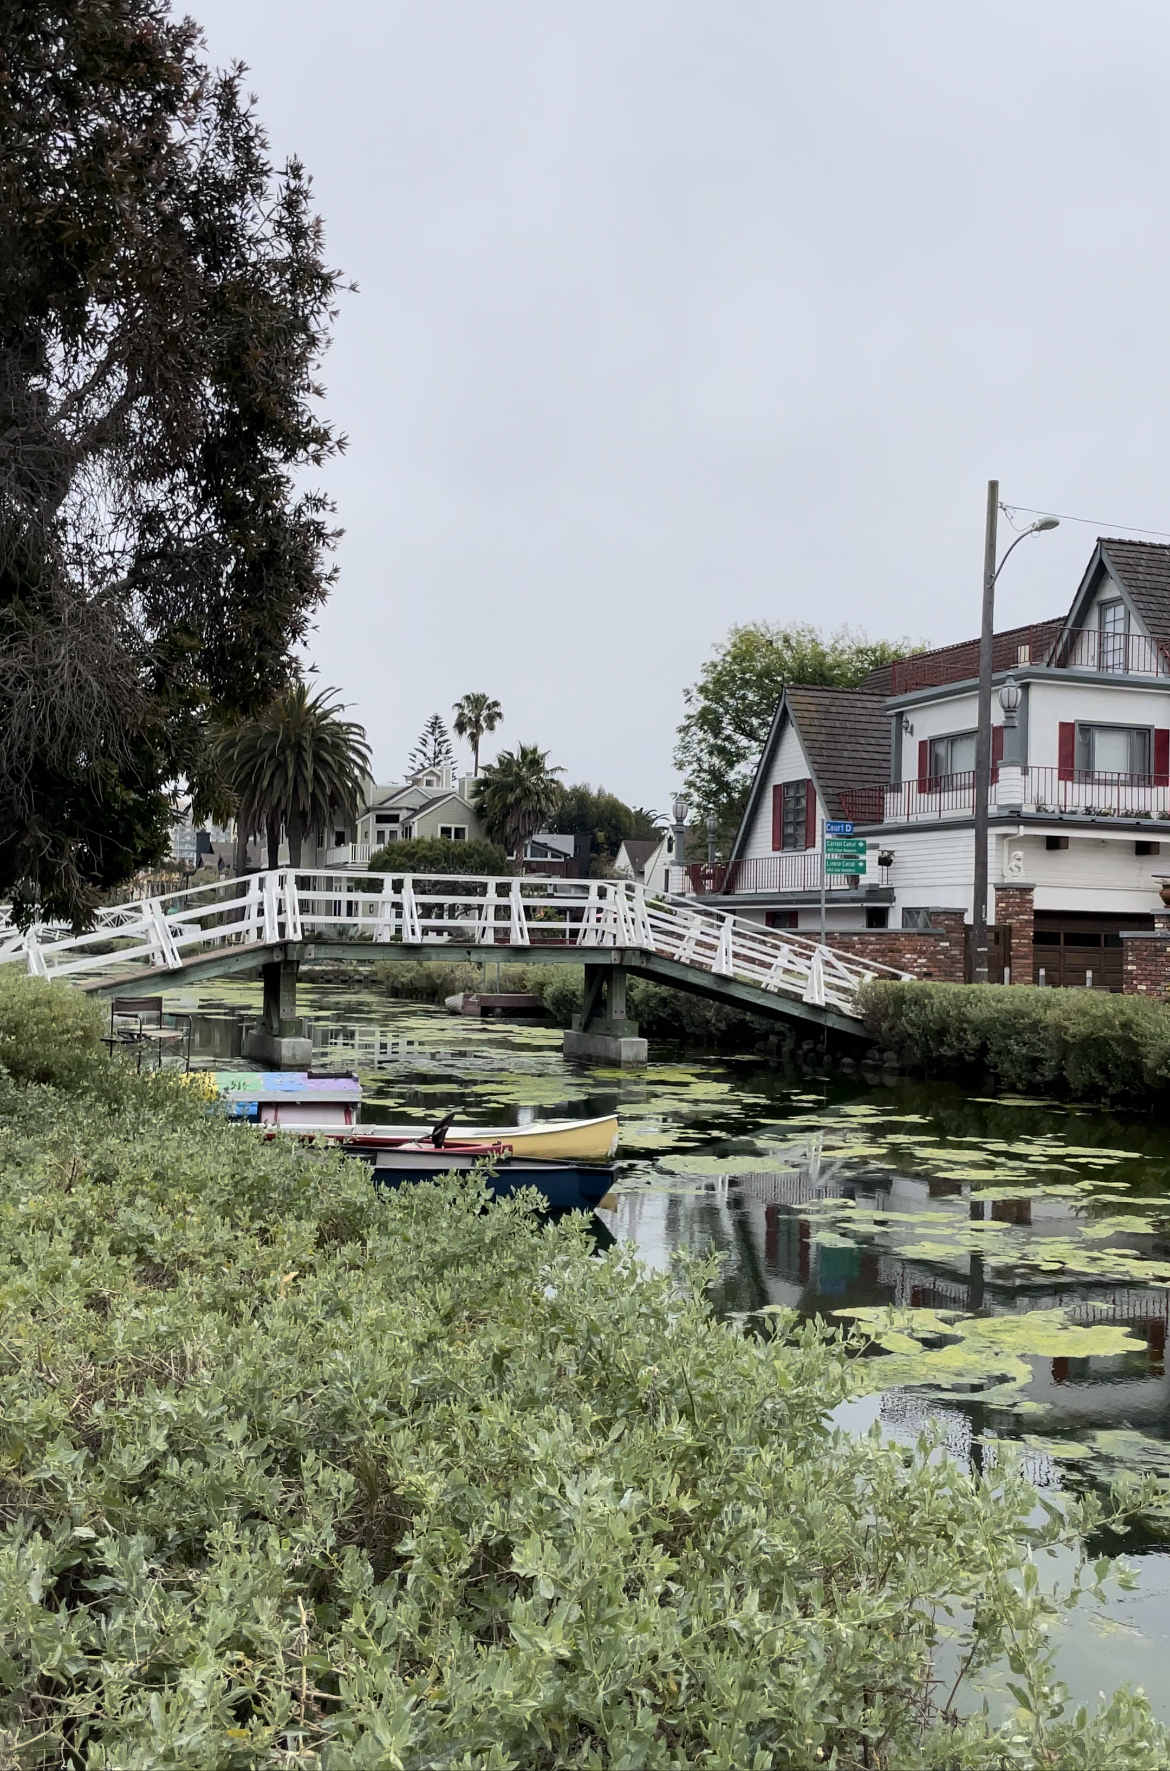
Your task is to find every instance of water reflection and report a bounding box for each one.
[178,980,1170,1711]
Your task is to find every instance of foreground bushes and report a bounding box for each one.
[861,979,1170,1103]
[1,978,1168,1766]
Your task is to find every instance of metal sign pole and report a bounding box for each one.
[819,812,826,945]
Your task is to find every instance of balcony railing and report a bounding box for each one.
[889,624,1170,694]
[840,767,1170,826]
[684,853,856,896]
[841,771,977,824]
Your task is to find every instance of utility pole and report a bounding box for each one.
[971,480,998,985]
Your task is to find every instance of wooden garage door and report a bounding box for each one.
[1032,912,1153,991]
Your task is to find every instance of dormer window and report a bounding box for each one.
[1097,598,1127,673]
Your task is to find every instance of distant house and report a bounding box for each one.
[349,767,484,861]
[522,832,591,878]
[690,536,1170,986]
[614,837,666,886]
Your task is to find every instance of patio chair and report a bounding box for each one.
[105,997,192,1071]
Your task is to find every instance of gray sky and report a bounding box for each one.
[190,0,1170,807]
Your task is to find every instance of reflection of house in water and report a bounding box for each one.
[604,1139,1170,1435]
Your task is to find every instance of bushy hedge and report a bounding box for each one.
[861,979,1170,1103]
[0,966,107,1089]
[529,965,767,1043]
[2,983,1169,1765]
[368,836,507,875]
[371,958,535,1004]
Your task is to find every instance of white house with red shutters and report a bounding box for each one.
[684,538,1170,988]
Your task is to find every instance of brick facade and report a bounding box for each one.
[824,910,966,983]
[1122,912,1170,997]
[994,883,1035,986]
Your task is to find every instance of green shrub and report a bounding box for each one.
[368,836,506,874]
[860,979,1170,1103]
[371,959,535,1003]
[527,964,765,1042]
[0,967,108,1089]
[0,1070,1167,1766]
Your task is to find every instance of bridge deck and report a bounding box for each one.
[2,870,910,1036]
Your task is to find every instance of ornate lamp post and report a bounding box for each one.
[971,485,1058,983]
[672,795,689,892]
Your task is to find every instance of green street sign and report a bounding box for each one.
[824,857,867,876]
[825,838,867,855]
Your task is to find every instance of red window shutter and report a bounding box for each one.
[990,725,1004,782]
[1058,722,1076,782]
[771,783,783,852]
[804,780,817,850]
[917,739,929,789]
[1156,729,1169,785]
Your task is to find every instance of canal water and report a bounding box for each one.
[178,975,1170,1718]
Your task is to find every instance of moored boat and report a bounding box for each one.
[212,1072,619,1161]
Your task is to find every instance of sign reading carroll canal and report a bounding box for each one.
[825,838,867,856]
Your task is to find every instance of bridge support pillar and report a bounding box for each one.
[563,964,647,1066]
[243,957,311,1069]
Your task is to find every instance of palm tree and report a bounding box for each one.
[217,684,371,869]
[452,692,503,776]
[472,743,563,862]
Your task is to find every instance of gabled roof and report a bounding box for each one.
[616,838,661,873]
[728,685,890,863]
[1090,539,1170,637]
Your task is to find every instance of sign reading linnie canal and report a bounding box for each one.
[824,857,868,876]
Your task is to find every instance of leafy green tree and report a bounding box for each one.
[368,836,506,875]
[0,0,344,926]
[408,714,455,777]
[674,622,922,843]
[472,744,564,860]
[550,784,659,864]
[452,693,503,776]
[216,685,370,867]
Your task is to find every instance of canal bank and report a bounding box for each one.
[174,975,1170,1719]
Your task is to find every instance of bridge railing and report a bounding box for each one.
[0,870,912,1017]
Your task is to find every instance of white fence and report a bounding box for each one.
[0,871,911,1018]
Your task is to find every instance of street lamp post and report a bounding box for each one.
[672,795,689,894]
[971,483,1059,983]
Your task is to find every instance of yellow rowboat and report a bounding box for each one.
[368,1115,619,1162]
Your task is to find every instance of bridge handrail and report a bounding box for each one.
[0,870,912,1018]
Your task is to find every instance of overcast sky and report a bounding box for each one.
[189,0,1170,807]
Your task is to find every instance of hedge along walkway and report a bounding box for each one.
[860,979,1170,1107]
[1,1050,1169,1763]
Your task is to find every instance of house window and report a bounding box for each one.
[865,907,889,929]
[1075,724,1150,776]
[334,829,346,847]
[1137,841,1161,856]
[1098,598,1127,672]
[902,907,933,931]
[1045,835,1069,851]
[766,910,798,929]
[780,780,807,850]
[928,731,976,778]
[439,825,467,841]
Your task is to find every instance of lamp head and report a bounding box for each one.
[1031,515,1059,533]
[672,795,689,825]
[998,675,1022,715]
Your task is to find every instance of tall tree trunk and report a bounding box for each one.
[234,816,250,875]
[472,734,480,775]
[287,810,304,868]
[266,812,281,871]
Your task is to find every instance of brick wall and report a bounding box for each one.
[994,884,1035,986]
[824,910,966,983]
[1122,930,1170,997]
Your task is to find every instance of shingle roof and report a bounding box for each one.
[784,686,890,819]
[1098,539,1170,636]
[618,839,661,873]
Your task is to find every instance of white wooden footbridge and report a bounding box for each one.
[0,870,910,1053]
